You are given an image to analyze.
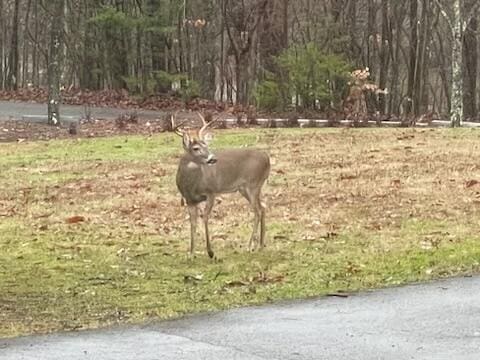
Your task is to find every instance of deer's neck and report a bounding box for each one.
[176,156,212,205]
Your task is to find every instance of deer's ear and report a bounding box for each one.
[203,132,214,144]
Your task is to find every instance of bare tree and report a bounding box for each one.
[378,0,390,114]
[222,0,268,104]
[463,0,477,121]
[435,0,480,126]
[6,0,20,90]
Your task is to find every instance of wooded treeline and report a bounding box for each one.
[0,0,478,123]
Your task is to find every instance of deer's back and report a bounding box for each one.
[214,149,270,184]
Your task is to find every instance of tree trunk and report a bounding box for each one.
[406,0,418,116]
[48,0,65,125]
[434,28,451,115]
[450,0,463,127]
[347,0,360,65]
[366,0,376,72]
[32,0,39,87]
[6,0,20,90]
[219,0,225,101]
[22,0,32,87]
[414,0,430,115]
[419,0,432,114]
[378,0,390,114]
[389,1,405,115]
[282,0,289,48]
[463,1,477,121]
[0,0,4,89]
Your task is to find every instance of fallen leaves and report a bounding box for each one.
[391,179,401,187]
[465,180,479,188]
[182,271,285,289]
[224,272,285,288]
[66,215,86,224]
[184,274,204,284]
[251,271,285,284]
[397,133,415,141]
[339,173,358,181]
[319,232,339,239]
[224,280,248,287]
[0,87,227,114]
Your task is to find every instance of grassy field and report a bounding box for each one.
[2,128,480,337]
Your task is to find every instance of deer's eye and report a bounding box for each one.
[192,146,200,152]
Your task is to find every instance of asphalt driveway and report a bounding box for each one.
[2,276,480,359]
[0,100,164,121]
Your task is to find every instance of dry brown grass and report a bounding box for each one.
[268,128,480,244]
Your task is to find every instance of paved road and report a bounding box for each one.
[0,100,165,121]
[2,276,480,360]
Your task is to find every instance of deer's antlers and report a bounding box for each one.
[171,111,219,139]
[197,112,218,139]
[171,111,188,137]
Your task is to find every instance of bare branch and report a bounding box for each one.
[222,0,240,59]
[433,0,454,37]
[435,0,480,34]
[464,1,480,29]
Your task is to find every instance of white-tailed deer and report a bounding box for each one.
[174,113,270,258]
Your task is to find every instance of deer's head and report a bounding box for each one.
[173,112,217,165]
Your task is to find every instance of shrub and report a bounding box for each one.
[255,43,352,112]
[122,76,156,94]
[178,79,200,102]
[254,79,282,111]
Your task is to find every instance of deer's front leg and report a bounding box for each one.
[187,205,198,256]
[203,196,215,258]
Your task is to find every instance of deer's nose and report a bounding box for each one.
[206,153,217,164]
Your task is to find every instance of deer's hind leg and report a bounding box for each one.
[240,187,262,251]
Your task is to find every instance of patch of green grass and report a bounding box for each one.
[1,128,480,337]
[0,136,169,166]
[2,218,479,337]
[0,131,261,166]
